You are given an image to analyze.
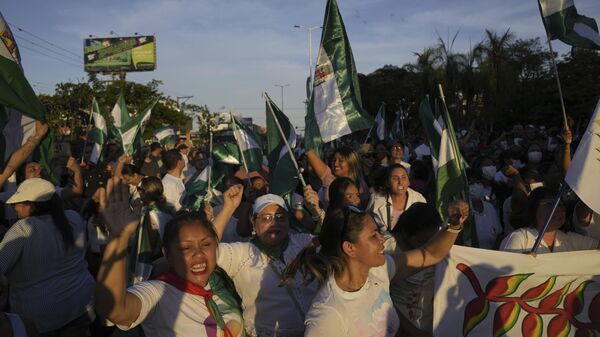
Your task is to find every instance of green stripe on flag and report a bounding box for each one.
[540,0,600,49]
[305,0,373,155]
[231,113,263,172]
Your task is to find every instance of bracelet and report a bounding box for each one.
[445,223,464,233]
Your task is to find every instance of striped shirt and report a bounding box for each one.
[0,211,95,333]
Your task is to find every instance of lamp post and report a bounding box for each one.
[274,84,289,111]
[294,24,321,103]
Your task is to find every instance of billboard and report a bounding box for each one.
[84,36,155,72]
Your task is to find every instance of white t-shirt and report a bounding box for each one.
[500,227,599,254]
[305,255,400,337]
[148,209,173,240]
[217,234,318,337]
[162,174,185,211]
[118,280,244,337]
[472,200,502,249]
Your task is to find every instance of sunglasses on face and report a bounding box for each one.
[255,212,287,224]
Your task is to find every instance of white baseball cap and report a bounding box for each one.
[6,178,55,204]
[252,194,288,214]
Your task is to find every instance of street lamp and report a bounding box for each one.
[293,24,321,88]
[274,84,290,111]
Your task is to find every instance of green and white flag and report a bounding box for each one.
[108,93,128,144]
[88,98,107,164]
[212,142,240,165]
[389,109,402,141]
[231,113,263,172]
[120,97,159,155]
[153,125,177,148]
[375,103,386,141]
[181,161,226,210]
[539,0,600,49]
[305,0,373,153]
[419,99,468,218]
[265,92,299,196]
[0,12,55,183]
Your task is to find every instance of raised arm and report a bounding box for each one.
[95,177,143,326]
[392,200,469,280]
[114,154,132,178]
[212,184,244,240]
[305,149,329,180]
[0,121,48,188]
[60,157,84,200]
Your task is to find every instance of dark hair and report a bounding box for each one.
[526,187,558,226]
[139,176,168,207]
[30,194,74,249]
[162,149,183,171]
[376,163,408,195]
[150,142,162,152]
[328,177,358,210]
[391,202,441,238]
[162,211,241,305]
[177,144,189,151]
[282,207,367,285]
[122,164,141,177]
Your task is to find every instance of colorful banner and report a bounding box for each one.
[434,245,600,337]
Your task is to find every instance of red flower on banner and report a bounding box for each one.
[456,263,600,337]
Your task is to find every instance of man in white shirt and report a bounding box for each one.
[161,149,186,211]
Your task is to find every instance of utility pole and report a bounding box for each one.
[274,84,289,111]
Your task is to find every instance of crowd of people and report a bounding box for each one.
[0,118,598,337]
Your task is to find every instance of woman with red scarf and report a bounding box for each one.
[95,178,245,337]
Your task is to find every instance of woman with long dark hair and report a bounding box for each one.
[0,178,95,336]
[95,178,244,337]
[282,201,469,336]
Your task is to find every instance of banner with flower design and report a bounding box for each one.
[434,246,600,337]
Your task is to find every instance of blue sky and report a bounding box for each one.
[4,0,600,130]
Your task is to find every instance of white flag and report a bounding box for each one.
[566,99,600,214]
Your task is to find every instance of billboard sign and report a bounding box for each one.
[84,36,155,72]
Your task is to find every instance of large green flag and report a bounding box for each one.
[305,0,373,155]
[181,162,225,210]
[265,92,299,196]
[539,0,600,49]
[418,99,442,164]
[88,98,107,164]
[212,142,240,165]
[119,97,159,155]
[0,12,55,183]
[231,113,263,172]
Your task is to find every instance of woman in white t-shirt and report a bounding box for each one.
[95,178,244,337]
[281,201,469,337]
[367,164,426,234]
[500,187,600,253]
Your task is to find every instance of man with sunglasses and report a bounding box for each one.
[214,192,319,337]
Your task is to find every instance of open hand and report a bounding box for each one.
[102,177,142,237]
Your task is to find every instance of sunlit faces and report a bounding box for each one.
[122,173,142,187]
[344,184,361,207]
[165,222,218,287]
[331,152,350,178]
[389,144,404,160]
[536,199,566,231]
[388,167,409,195]
[351,216,385,267]
[253,204,289,248]
[25,162,43,179]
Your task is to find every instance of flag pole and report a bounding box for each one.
[437,85,467,178]
[206,130,213,204]
[362,125,374,145]
[530,183,568,253]
[536,0,569,128]
[263,92,307,188]
[400,108,406,140]
[81,99,95,164]
[230,112,253,187]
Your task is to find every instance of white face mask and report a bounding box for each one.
[514,137,523,146]
[547,142,558,152]
[500,140,509,150]
[528,151,543,163]
[481,166,497,181]
[469,183,486,200]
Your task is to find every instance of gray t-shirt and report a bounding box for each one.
[0,210,95,333]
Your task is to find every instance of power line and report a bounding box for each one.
[19,45,82,68]
[7,21,81,59]
[14,33,83,65]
